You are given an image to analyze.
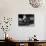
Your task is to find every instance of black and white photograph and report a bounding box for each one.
[18,14,34,26]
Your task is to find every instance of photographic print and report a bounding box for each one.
[18,14,34,26]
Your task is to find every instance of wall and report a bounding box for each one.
[0,0,46,40]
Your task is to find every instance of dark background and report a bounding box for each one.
[18,14,34,26]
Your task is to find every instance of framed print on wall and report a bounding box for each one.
[18,14,34,26]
